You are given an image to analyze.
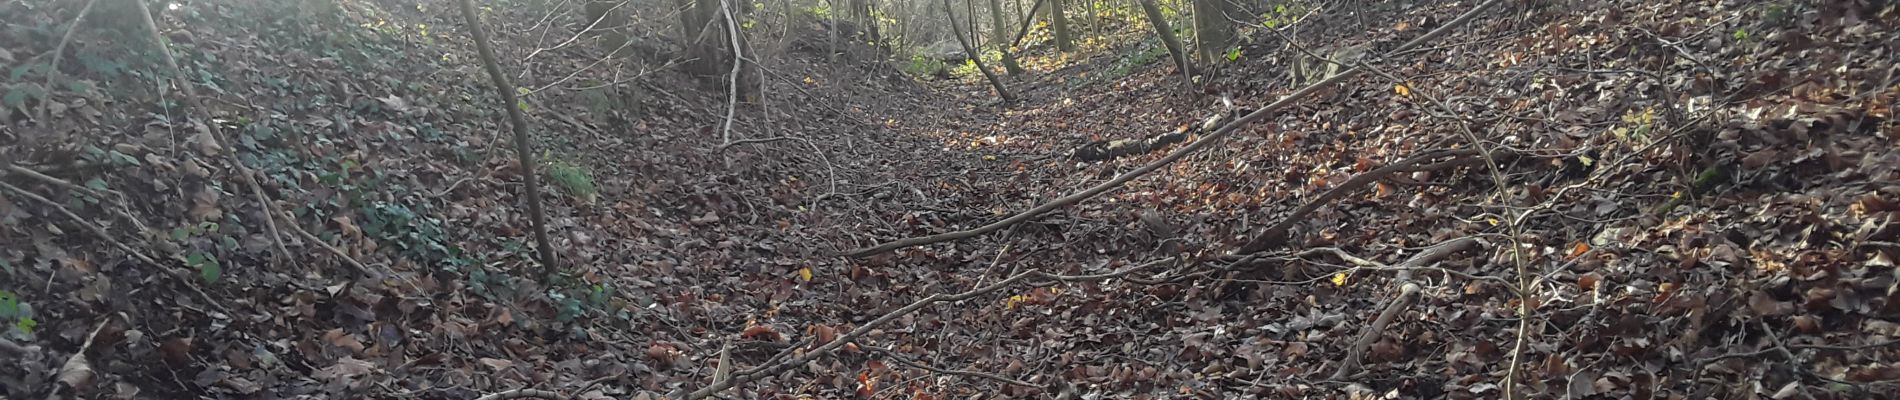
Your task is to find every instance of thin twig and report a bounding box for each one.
[133,0,295,269]
[36,0,100,122]
[1329,237,1480,380]
[42,313,117,400]
[0,181,226,312]
[861,344,1041,389]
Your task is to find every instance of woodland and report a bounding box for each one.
[0,0,1897,398]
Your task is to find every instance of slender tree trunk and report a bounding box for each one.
[455,0,559,276]
[1049,0,1073,51]
[943,0,1014,102]
[1085,0,1098,40]
[1009,0,1047,48]
[1137,0,1192,77]
[987,0,1025,74]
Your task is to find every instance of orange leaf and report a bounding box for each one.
[1394,21,1411,32]
[1374,181,1392,198]
[856,370,878,397]
[1566,242,1591,260]
[1354,156,1373,172]
[1577,273,1600,291]
[809,324,837,346]
[742,324,782,341]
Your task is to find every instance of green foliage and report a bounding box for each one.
[951,59,982,78]
[1260,2,1309,29]
[0,289,36,340]
[1224,47,1243,62]
[1612,106,1657,145]
[187,251,223,284]
[802,4,833,19]
[542,156,597,204]
[901,54,952,77]
[1101,40,1169,81]
[360,201,469,268]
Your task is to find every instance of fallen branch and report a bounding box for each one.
[133,0,294,269]
[1235,148,1479,254]
[473,388,565,400]
[1329,237,1480,380]
[4,163,152,236]
[860,344,1042,390]
[683,258,1174,399]
[0,182,229,314]
[843,0,1505,258]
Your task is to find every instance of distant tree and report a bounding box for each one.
[987,0,1025,74]
[1050,0,1073,51]
[944,0,1015,102]
[1192,0,1236,63]
[1137,0,1193,78]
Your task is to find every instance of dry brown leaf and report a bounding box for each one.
[56,352,94,388]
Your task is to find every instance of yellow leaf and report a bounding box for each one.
[1394,83,1411,97]
[1486,217,1500,226]
[1331,272,1349,286]
[797,267,812,282]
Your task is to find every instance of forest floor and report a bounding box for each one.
[3,0,1899,399]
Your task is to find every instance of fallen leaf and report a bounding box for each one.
[478,357,513,371]
[56,352,94,388]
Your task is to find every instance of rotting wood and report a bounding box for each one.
[842,0,1506,258]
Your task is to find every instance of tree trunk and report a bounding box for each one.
[676,0,721,76]
[1191,0,1234,64]
[1137,0,1192,77]
[987,0,1025,74]
[943,0,1014,102]
[1049,0,1073,51]
[455,0,559,277]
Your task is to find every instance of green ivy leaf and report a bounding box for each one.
[2,87,29,107]
[85,178,109,192]
[14,317,35,335]
[1225,47,1243,62]
[199,258,222,284]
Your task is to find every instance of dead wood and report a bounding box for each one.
[843,0,1505,258]
[1234,148,1479,254]
[1329,237,1480,380]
